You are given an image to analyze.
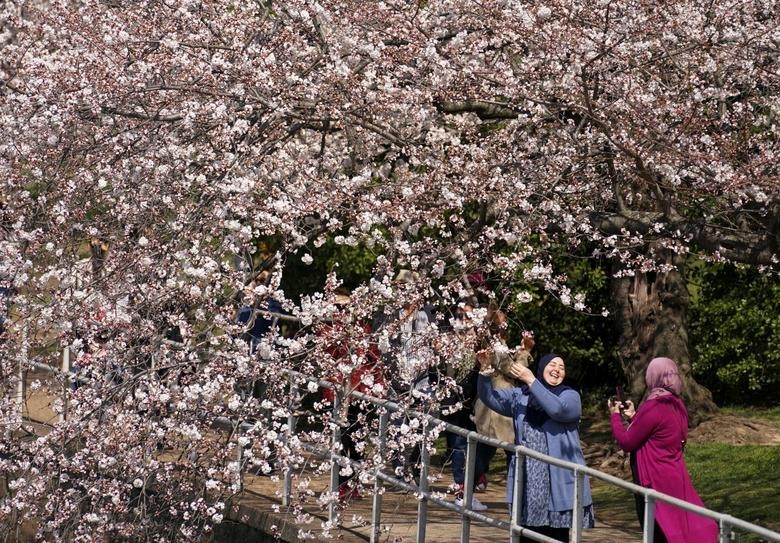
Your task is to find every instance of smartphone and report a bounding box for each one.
[615,385,624,402]
[615,385,626,408]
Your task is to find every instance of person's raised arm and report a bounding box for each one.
[609,402,659,452]
[507,357,581,423]
[476,348,522,417]
[528,381,582,423]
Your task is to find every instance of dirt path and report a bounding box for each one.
[689,413,780,445]
[233,470,642,542]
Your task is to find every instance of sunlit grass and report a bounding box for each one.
[590,443,780,542]
[687,444,780,533]
[720,406,780,427]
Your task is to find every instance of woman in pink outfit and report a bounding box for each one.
[610,357,718,543]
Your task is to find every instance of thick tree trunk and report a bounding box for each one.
[612,253,718,426]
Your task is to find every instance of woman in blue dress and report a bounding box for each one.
[478,346,595,542]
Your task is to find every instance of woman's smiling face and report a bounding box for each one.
[543,357,566,386]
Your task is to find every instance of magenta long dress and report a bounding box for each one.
[610,395,718,543]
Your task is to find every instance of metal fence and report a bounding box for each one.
[16,353,780,543]
[253,370,780,543]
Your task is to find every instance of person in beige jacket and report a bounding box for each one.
[472,306,533,491]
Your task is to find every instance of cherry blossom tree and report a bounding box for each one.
[1,0,778,539]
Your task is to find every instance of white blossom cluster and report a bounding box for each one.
[0,0,778,539]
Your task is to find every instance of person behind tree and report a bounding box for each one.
[236,270,285,403]
[373,270,437,398]
[236,271,283,354]
[472,303,531,493]
[438,303,488,511]
[478,347,595,542]
[319,289,386,504]
[373,270,437,482]
[609,357,717,543]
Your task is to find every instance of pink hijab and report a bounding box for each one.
[645,357,682,401]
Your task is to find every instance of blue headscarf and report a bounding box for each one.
[524,353,572,428]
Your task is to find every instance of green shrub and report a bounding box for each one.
[689,262,780,406]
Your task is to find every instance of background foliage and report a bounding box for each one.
[502,255,622,397]
[689,262,780,406]
[283,248,780,407]
[278,237,380,303]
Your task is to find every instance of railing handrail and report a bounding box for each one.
[282,369,780,543]
[23,354,780,542]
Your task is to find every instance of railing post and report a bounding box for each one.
[415,417,430,543]
[282,372,296,506]
[370,408,389,543]
[460,432,477,543]
[571,468,584,543]
[719,519,733,543]
[236,429,245,493]
[17,321,29,423]
[511,447,524,543]
[16,358,24,421]
[329,385,342,524]
[643,495,656,543]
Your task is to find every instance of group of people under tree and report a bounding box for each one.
[237,271,718,543]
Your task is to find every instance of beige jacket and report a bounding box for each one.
[473,347,532,443]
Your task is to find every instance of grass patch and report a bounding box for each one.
[720,406,780,427]
[687,443,780,537]
[589,477,640,524]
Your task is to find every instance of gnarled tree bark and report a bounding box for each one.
[611,251,719,426]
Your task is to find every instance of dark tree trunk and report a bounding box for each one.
[612,252,718,426]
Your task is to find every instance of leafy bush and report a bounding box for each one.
[279,236,379,303]
[689,262,780,406]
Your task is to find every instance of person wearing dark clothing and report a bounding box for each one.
[237,297,283,352]
[437,304,489,510]
[236,296,284,401]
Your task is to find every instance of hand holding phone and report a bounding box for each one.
[611,385,636,418]
[616,385,626,409]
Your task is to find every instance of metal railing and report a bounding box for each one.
[18,354,780,543]
[250,370,780,543]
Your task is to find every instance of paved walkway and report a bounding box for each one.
[20,372,642,541]
[232,468,643,542]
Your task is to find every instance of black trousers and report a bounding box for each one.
[339,403,372,486]
[520,525,569,542]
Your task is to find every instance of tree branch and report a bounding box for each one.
[100,106,183,122]
[436,100,520,119]
[591,210,779,266]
